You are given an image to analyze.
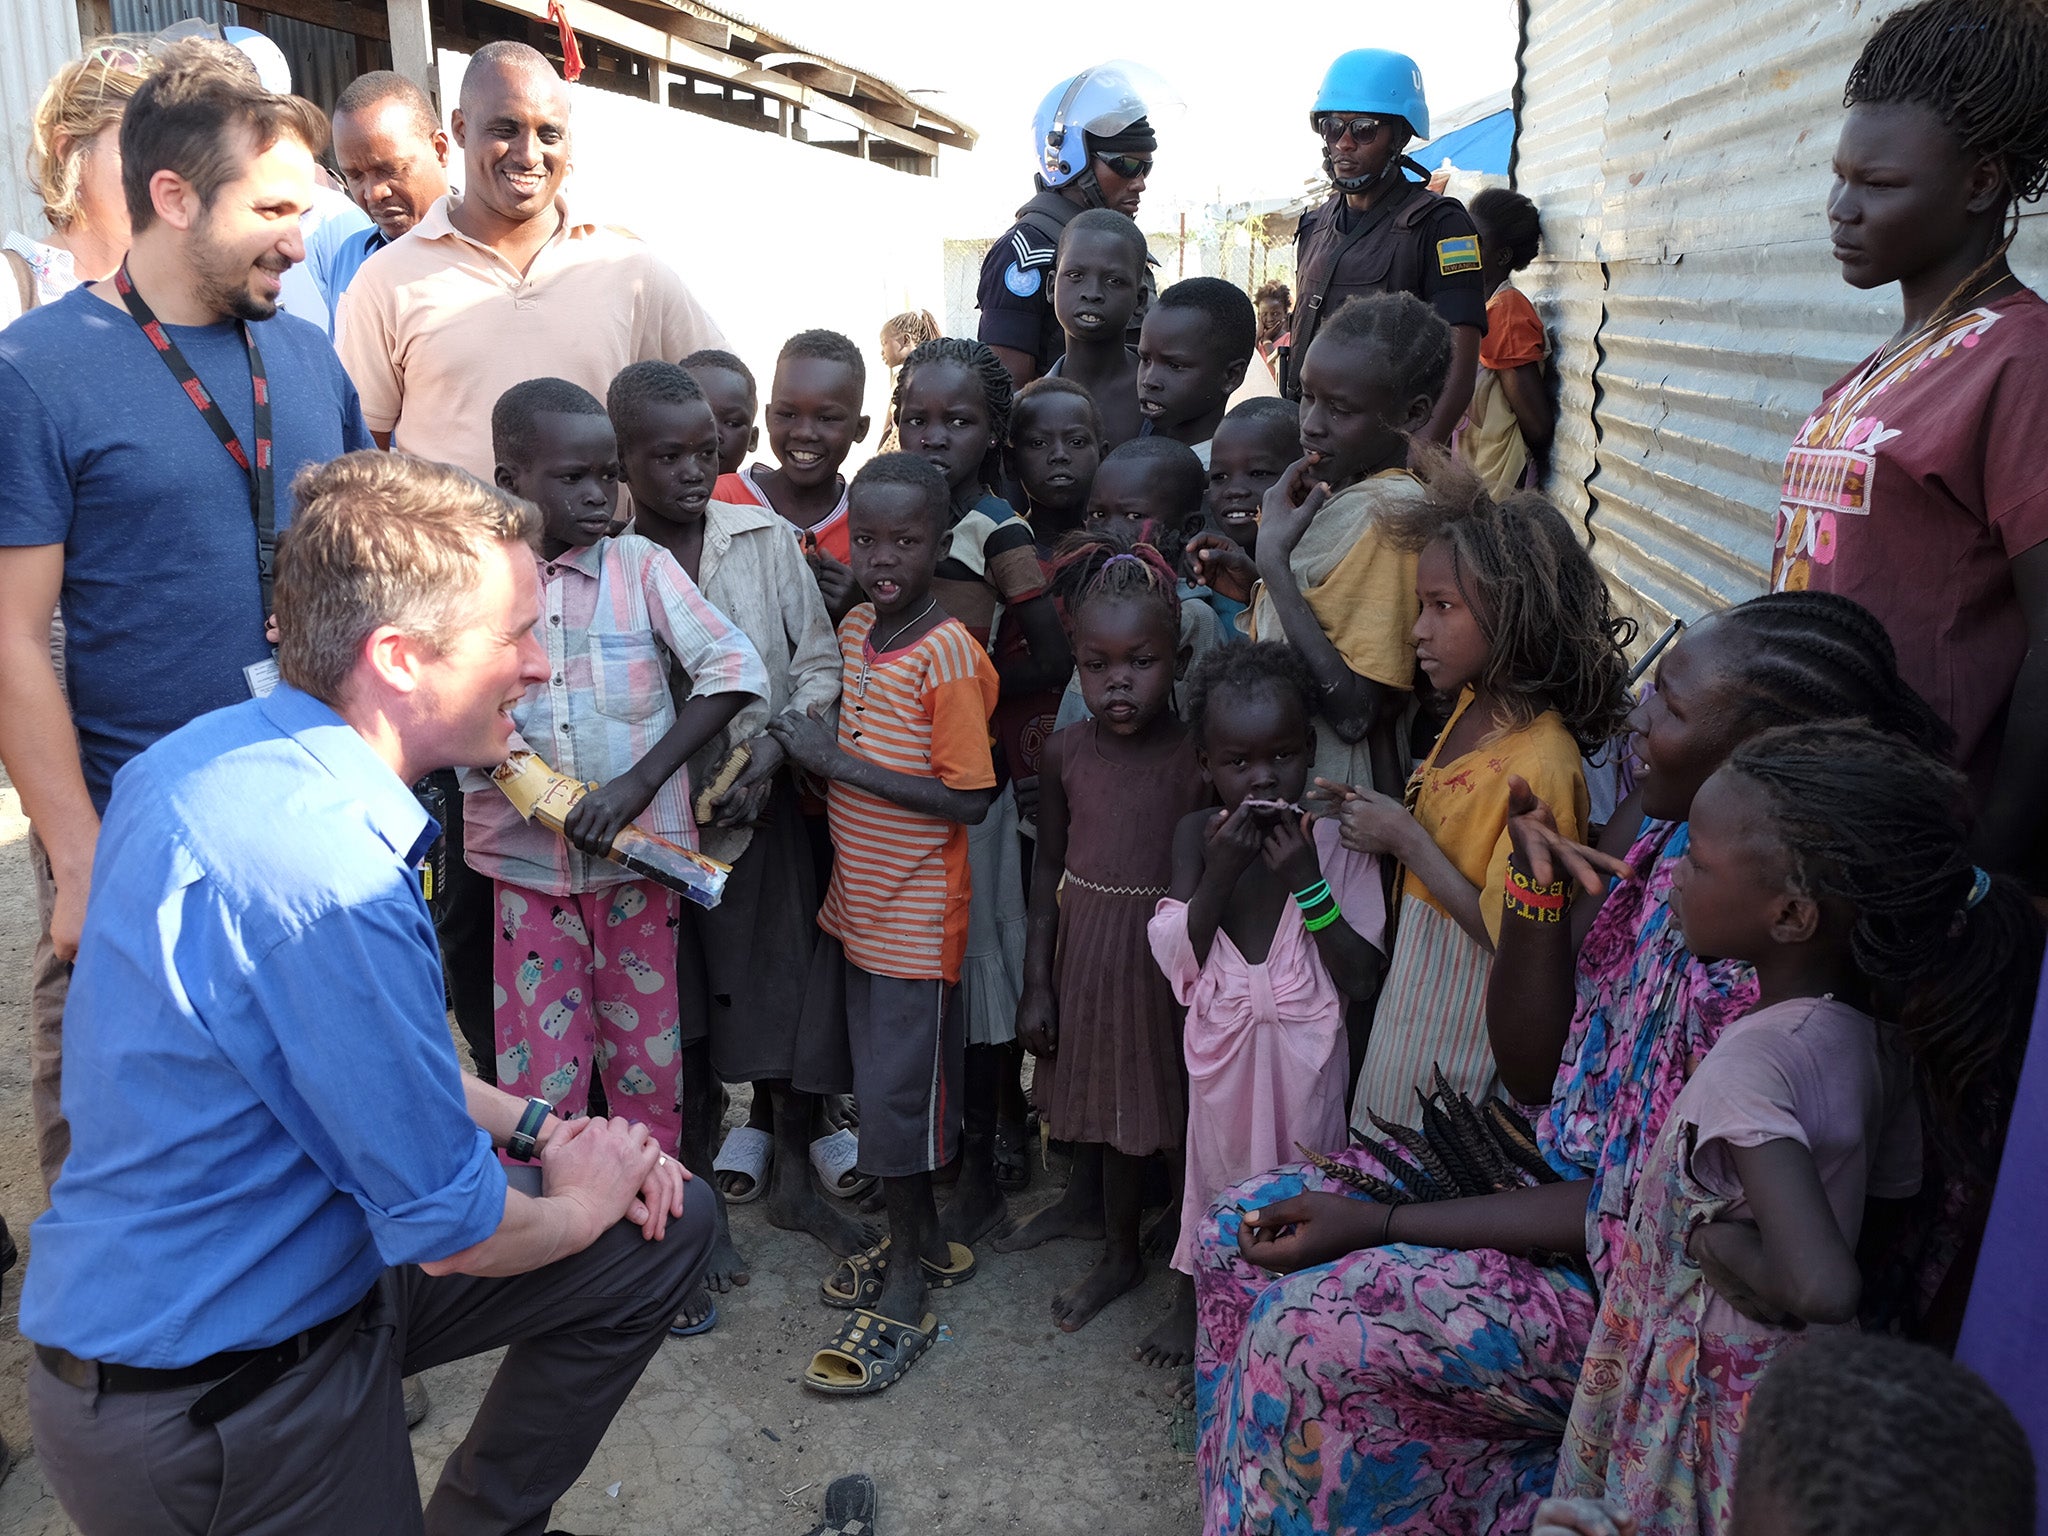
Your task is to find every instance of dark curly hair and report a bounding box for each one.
[1725,721,2042,1176]
[1470,187,1542,271]
[605,359,702,448]
[1313,291,1454,410]
[1047,524,1179,630]
[1184,641,1320,750]
[1734,1333,2034,1536]
[892,336,1014,496]
[1382,449,1636,752]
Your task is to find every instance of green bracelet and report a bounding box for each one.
[1303,905,1344,933]
[1292,880,1332,909]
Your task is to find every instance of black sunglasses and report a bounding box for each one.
[1317,115,1388,146]
[1095,152,1152,180]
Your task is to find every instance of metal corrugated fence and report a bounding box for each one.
[1518,0,2048,636]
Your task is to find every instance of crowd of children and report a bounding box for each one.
[450,7,2045,1522]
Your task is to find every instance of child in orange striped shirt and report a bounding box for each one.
[767,452,999,1397]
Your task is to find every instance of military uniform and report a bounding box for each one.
[1281,177,1487,397]
[976,190,1080,377]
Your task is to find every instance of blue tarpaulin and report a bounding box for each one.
[1418,107,1514,175]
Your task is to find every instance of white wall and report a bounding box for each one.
[440,50,948,465]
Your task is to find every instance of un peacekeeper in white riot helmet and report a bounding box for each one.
[975,61,1178,386]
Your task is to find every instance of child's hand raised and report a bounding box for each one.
[1533,1498,1638,1536]
[1334,787,1420,862]
[765,704,841,777]
[1200,802,1268,885]
[566,769,659,857]
[1255,455,1332,561]
[1258,805,1321,890]
[1185,532,1257,603]
[1505,775,1635,892]
[807,548,859,620]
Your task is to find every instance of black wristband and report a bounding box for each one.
[508,1096,552,1162]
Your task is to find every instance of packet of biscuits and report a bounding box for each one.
[490,749,730,908]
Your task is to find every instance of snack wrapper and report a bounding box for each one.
[490,750,729,909]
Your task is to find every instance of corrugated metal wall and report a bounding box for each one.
[1518,0,2047,634]
[0,0,87,239]
[108,1,366,113]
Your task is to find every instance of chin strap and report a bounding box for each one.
[1324,150,1431,195]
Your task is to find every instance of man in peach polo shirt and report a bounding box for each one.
[335,40,723,481]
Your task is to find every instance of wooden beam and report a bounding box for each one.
[385,0,437,104]
[468,0,944,157]
[755,53,855,99]
[604,0,729,49]
[257,0,392,39]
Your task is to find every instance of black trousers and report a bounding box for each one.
[30,1173,710,1535]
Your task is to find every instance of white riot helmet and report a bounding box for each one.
[1033,60,1180,189]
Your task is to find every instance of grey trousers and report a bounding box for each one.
[28,827,70,1192]
[30,1173,711,1535]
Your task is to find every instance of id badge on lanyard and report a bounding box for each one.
[113,264,279,696]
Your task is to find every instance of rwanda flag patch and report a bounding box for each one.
[1437,235,1481,275]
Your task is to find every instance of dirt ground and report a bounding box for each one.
[0,773,1200,1535]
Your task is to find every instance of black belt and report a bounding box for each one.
[36,1296,363,1426]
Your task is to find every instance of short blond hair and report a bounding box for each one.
[30,38,156,231]
[276,451,540,705]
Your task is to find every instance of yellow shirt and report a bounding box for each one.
[1404,688,1588,944]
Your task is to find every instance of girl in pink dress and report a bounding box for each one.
[1146,642,1388,1368]
[1556,721,2041,1536]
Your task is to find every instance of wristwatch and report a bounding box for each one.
[508,1096,553,1162]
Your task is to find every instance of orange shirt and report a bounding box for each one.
[1479,285,1546,372]
[818,608,998,982]
[722,463,851,565]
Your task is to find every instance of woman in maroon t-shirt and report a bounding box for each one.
[1773,0,2048,881]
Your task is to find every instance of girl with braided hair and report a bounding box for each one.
[1774,0,2048,883]
[1192,590,1948,1536]
[894,336,1074,1237]
[1000,530,1217,1347]
[1555,722,2041,1536]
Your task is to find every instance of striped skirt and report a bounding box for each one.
[1351,894,1497,1133]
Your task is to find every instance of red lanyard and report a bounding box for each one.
[114,263,277,614]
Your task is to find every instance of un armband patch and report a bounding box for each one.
[1004,262,1043,297]
[1437,235,1481,275]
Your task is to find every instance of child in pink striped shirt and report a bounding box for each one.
[463,379,767,1157]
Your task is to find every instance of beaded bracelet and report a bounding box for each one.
[1504,860,1570,924]
[1292,880,1332,910]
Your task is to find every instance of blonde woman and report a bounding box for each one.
[3,40,155,325]
[876,307,940,450]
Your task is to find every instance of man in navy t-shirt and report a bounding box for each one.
[0,40,371,1192]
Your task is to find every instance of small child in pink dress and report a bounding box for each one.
[1147,642,1388,1366]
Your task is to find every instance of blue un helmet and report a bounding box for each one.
[1033,60,1182,196]
[1310,49,1430,194]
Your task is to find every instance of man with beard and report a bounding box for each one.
[336,41,723,482]
[0,37,371,1185]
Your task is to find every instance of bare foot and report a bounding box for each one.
[702,1229,750,1292]
[1134,1275,1196,1367]
[1140,1201,1181,1262]
[939,1164,1009,1248]
[1172,1371,1197,1410]
[767,1170,881,1258]
[991,1182,1107,1253]
[1051,1250,1145,1333]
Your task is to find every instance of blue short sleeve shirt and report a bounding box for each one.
[18,686,508,1368]
[0,286,373,810]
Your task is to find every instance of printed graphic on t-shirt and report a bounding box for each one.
[1772,306,2004,593]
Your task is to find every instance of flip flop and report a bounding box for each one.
[808,1127,877,1201]
[712,1125,772,1204]
[803,1309,939,1396]
[820,1238,976,1309]
[668,1300,719,1338]
[804,1473,878,1536]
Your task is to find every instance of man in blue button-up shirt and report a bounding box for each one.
[22,449,711,1535]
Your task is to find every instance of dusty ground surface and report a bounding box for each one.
[0,772,1200,1534]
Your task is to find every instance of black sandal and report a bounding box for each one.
[804,1472,878,1535]
[993,1118,1030,1192]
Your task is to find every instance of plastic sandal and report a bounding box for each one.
[803,1309,939,1395]
[993,1119,1031,1193]
[808,1127,876,1201]
[820,1238,976,1309]
[668,1300,719,1338]
[802,1473,877,1536]
[712,1124,772,1204]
